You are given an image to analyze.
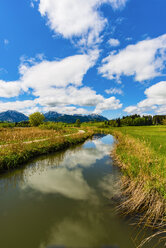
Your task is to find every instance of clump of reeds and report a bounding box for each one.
[118,177,166,226]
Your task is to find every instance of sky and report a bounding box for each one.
[0,0,166,119]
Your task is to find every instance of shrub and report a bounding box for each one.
[75,119,81,127]
[29,112,45,127]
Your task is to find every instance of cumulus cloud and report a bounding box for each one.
[37,0,128,47]
[124,81,166,115]
[0,80,21,98]
[20,52,98,94]
[99,34,166,82]
[37,86,103,107]
[0,100,38,115]
[108,38,120,47]
[105,87,123,95]
[42,106,90,116]
[0,53,97,101]
[0,52,122,115]
[94,96,122,113]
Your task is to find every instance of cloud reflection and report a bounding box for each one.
[21,135,114,201]
[57,136,113,169]
[39,213,112,248]
[22,167,96,200]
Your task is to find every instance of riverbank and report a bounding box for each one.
[112,130,166,223]
[0,127,94,172]
[91,125,166,240]
[113,129,166,247]
[104,126,166,245]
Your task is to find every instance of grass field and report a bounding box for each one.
[0,126,93,172]
[113,125,166,158]
[111,126,166,197]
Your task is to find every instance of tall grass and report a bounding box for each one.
[109,127,166,232]
[0,126,79,145]
[0,130,93,172]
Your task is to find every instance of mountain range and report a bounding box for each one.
[0,110,108,123]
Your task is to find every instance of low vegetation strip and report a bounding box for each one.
[111,127,166,228]
[0,126,78,145]
[0,130,93,173]
[0,129,85,148]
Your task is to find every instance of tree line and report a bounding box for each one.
[107,114,166,127]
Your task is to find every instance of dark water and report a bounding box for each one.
[0,134,164,248]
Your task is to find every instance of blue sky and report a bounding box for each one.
[0,0,166,119]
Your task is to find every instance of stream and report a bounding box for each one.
[0,134,164,248]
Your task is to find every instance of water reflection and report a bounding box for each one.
[99,173,121,199]
[0,135,163,248]
[39,212,121,248]
[21,135,114,201]
[22,167,96,201]
[0,135,114,193]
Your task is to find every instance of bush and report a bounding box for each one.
[162,119,166,125]
[75,119,81,127]
[29,112,45,127]
[0,122,15,128]
[15,121,30,127]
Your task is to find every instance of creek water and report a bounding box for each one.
[0,134,164,248]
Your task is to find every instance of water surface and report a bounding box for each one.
[0,134,163,248]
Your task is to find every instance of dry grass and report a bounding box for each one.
[118,177,166,226]
[0,127,93,172]
[0,127,77,145]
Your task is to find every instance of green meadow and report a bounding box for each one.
[114,125,166,158]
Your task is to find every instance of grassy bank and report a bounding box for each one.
[89,124,166,229]
[110,126,166,230]
[0,127,93,172]
[0,126,78,145]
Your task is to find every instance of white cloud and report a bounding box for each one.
[107,0,128,9]
[43,106,90,116]
[37,0,128,47]
[124,81,166,115]
[0,52,122,115]
[94,96,122,113]
[37,86,103,107]
[99,34,166,82]
[20,52,98,93]
[108,38,120,47]
[0,80,21,98]
[0,100,38,115]
[105,87,123,95]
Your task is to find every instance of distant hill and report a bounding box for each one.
[0,110,28,123]
[44,111,108,123]
[0,110,108,123]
